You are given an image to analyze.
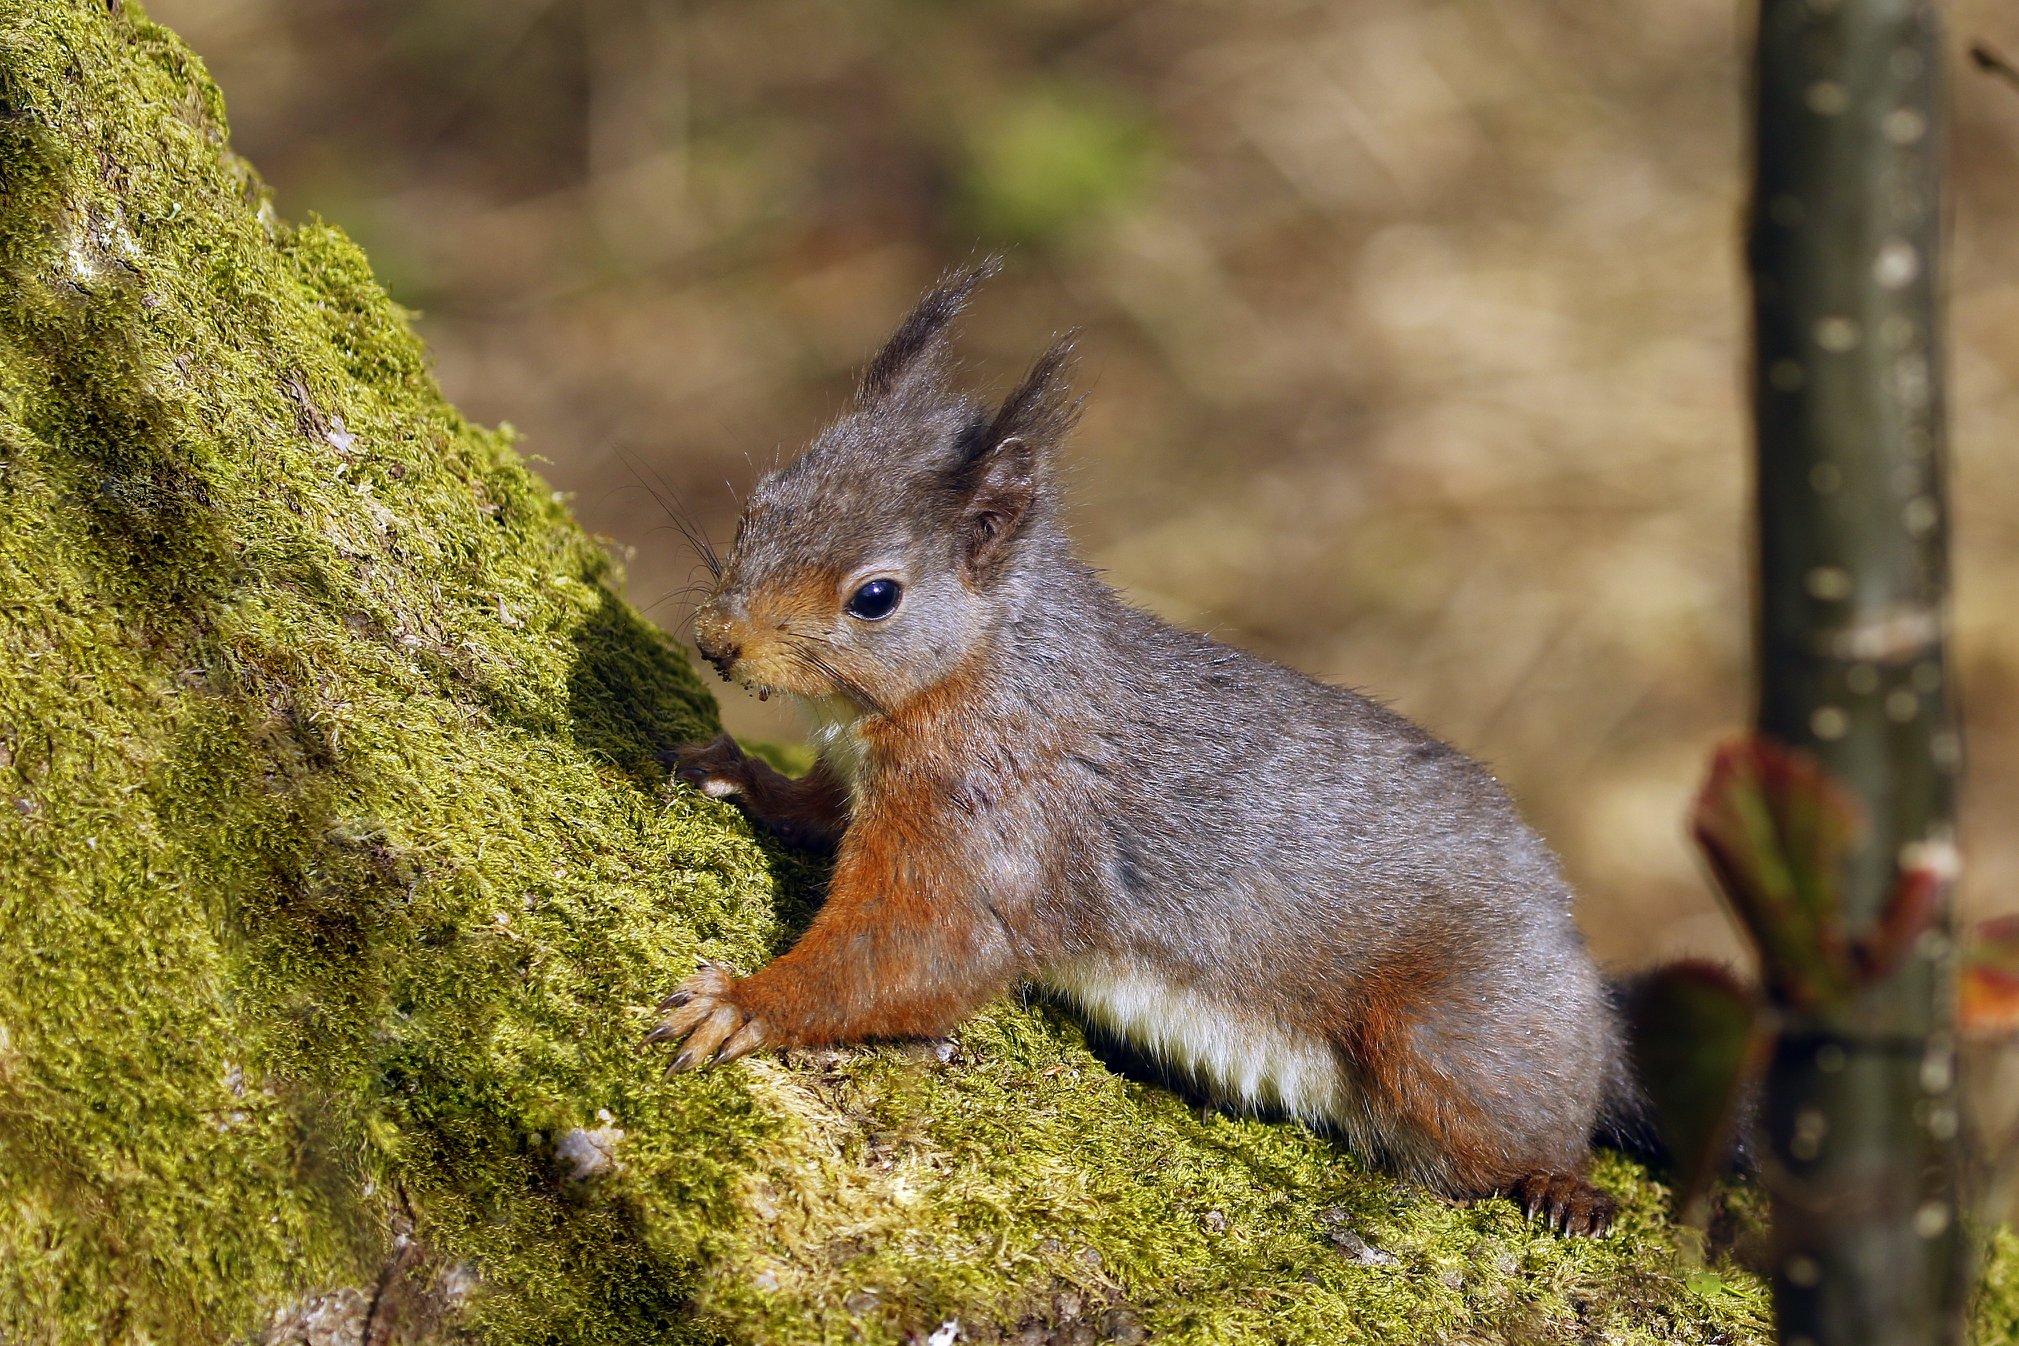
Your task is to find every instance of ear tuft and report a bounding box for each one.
[979,334,1082,457]
[856,257,1003,405]
[954,335,1082,580]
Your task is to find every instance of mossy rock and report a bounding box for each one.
[0,4,2011,1344]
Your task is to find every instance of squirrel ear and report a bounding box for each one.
[955,336,1081,580]
[857,258,1002,406]
[957,435,1037,580]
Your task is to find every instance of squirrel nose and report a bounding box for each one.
[693,606,742,681]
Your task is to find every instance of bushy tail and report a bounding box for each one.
[1594,969,1759,1175]
[1593,977,1665,1163]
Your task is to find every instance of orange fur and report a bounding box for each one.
[695,571,847,699]
[730,657,1041,1043]
[1341,945,1512,1191]
[732,770,1021,1044]
[746,571,842,631]
[1339,944,1608,1231]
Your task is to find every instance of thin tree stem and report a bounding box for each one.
[1747,0,1968,1341]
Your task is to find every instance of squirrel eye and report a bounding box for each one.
[846,578,902,621]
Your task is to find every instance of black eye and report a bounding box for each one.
[846,578,902,621]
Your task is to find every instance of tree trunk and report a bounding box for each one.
[1746,0,1970,1341]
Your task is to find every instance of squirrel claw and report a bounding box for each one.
[1510,1172,1614,1239]
[647,962,767,1074]
[713,1018,768,1064]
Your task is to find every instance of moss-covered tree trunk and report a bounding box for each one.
[0,4,2007,1345]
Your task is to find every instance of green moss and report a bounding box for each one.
[0,4,1997,1344]
[0,4,754,1338]
[1978,1227,2019,1346]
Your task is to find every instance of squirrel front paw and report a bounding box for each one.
[671,734,753,800]
[644,961,769,1074]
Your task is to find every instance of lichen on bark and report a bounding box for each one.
[0,3,2006,1344]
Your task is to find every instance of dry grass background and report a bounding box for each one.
[147,0,2019,971]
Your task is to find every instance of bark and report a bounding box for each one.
[1745,0,1970,1341]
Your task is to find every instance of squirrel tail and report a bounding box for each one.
[1592,971,1760,1174]
[1593,976,1666,1164]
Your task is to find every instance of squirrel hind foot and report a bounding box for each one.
[1508,1170,1615,1238]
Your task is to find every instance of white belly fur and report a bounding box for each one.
[1042,957,1348,1127]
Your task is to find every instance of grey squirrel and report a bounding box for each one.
[648,262,1634,1237]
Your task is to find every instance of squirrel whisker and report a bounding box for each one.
[619,446,723,580]
[641,575,718,619]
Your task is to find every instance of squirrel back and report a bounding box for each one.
[660,262,1628,1236]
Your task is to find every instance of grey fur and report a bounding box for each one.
[697,266,1628,1207]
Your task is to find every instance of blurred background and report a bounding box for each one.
[148,0,2019,970]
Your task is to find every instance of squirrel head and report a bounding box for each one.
[693,260,1081,717]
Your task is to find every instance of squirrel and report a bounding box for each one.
[647,261,1635,1237]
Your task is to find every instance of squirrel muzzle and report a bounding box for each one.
[692,603,744,682]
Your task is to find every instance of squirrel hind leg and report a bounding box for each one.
[1339,958,1614,1234]
[1351,1041,1615,1236]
